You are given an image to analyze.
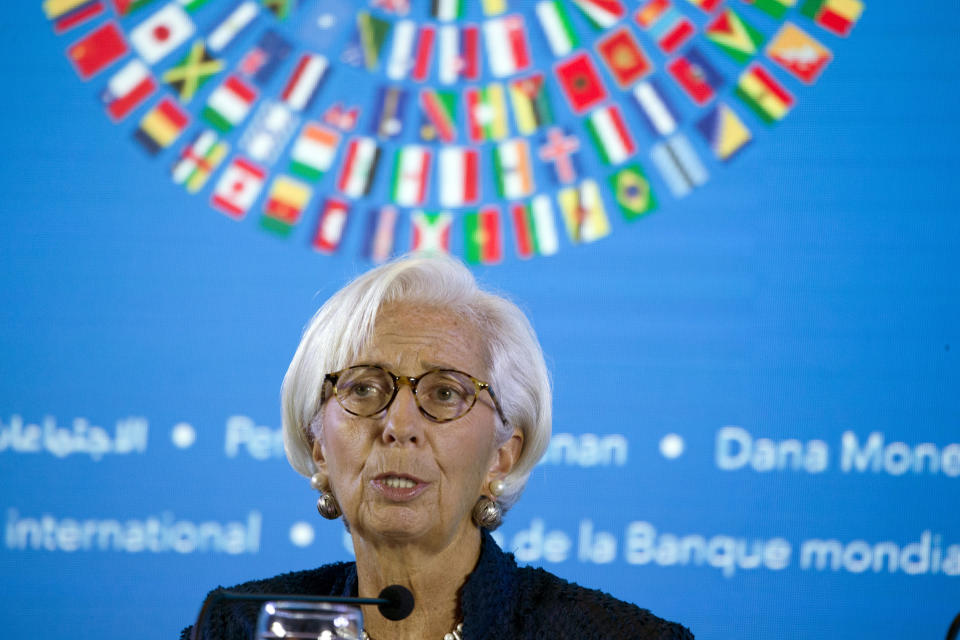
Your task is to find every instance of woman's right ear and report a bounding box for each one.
[312,436,327,471]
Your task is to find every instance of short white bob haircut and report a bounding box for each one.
[281,253,552,513]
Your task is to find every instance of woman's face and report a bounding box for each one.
[314,303,522,551]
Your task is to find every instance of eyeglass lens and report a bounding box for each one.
[335,366,477,421]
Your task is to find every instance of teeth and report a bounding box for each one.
[384,477,417,489]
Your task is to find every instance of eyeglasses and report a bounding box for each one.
[324,365,508,425]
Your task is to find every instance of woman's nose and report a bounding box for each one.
[381,385,424,445]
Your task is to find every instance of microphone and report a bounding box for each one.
[189,584,415,640]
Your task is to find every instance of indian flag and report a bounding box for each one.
[585,105,636,165]
[202,75,257,132]
[511,196,559,258]
[492,139,534,200]
[438,147,480,207]
[390,145,431,207]
[289,123,340,182]
[735,64,794,124]
[535,1,578,57]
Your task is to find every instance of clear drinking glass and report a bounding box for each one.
[256,601,363,640]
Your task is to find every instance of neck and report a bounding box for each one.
[353,525,481,640]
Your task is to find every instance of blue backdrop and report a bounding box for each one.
[2,1,958,638]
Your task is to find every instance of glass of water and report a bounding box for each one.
[256,601,363,640]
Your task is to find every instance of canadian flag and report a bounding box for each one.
[210,157,265,219]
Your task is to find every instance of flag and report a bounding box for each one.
[438,146,480,207]
[202,75,257,132]
[48,0,105,34]
[262,175,312,235]
[337,137,381,198]
[492,139,535,200]
[431,0,463,20]
[464,207,503,265]
[483,15,532,77]
[312,198,350,253]
[632,78,680,137]
[509,73,554,135]
[686,0,722,12]
[171,129,228,193]
[437,25,460,85]
[799,0,863,37]
[538,126,581,184]
[535,1,579,57]
[418,89,458,143]
[211,156,265,218]
[372,0,409,15]
[465,84,510,142]
[67,21,128,80]
[667,47,723,106]
[261,0,295,20]
[634,0,695,55]
[206,1,258,54]
[411,211,453,253]
[511,196,559,258]
[557,179,610,244]
[585,104,635,165]
[696,103,752,161]
[460,25,481,81]
[742,0,796,20]
[178,0,213,11]
[411,25,436,82]
[705,8,765,64]
[362,206,399,263]
[357,11,391,70]
[323,103,359,132]
[650,133,708,197]
[129,3,194,64]
[735,63,794,123]
[100,58,156,121]
[571,0,626,30]
[385,19,416,80]
[554,52,608,114]
[390,145,431,206]
[113,0,158,14]
[133,96,188,153]
[371,86,407,140]
[163,41,223,102]
[289,122,340,181]
[239,29,292,86]
[281,54,328,112]
[609,164,656,219]
[596,27,653,88]
[481,0,506,15]
[239,100,298,164]
[766,22,832,84]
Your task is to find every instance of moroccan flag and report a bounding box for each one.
[312,198,351,253]
[554,52,608,114]
[610,164,656,220]
[390,145,431,207]
[492,139,535,200]
[171,129,229,193]
[202,75,257,132]
[509,74,554,135]
[362,206,399,264]
[100,58,156,121]
[47,0,105,34]
[483,15,532,77]
[67,21,128,80]
[511,196,560,258]
[210,156,265,218]
[635,0,695,56]
[735,63,794,124]
[411,211,453,253]
[337,137,381,198]
[799,0,863,37]
[557,179,610,244]
[650,133,708,197]
[289,122,340,181]
[571,0,626,30]
[464,207,503,265]
[438,147,480,207]
[163,40,224,102]
[696,103,752,161]
[465,84,509,142]
[667,47,723,106]
[766,22,832,84]
[705,9,765,64]
[535,1,579,57]
[632,78,679,137]
[743,0,796,19]
[129,4,195,64]
[262,175,312,235]
[585,104,635,165]
[419,89,458,143]
[596,27,654,88]
[281,54,328,112]
[134,96,188,154]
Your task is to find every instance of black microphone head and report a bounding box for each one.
[377,584,414,621]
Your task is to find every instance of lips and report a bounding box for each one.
[371,473,430,501]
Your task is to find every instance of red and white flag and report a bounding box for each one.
[337,137,381,198]
[100,58,156,121]
[411,25,436,82]
[483,15,531,77]
[390,145,432,207]
[210,156,266,219]
[438,147,480,207]
[129,3,194,64]
[312,198,350,253]
[281,54,328,112]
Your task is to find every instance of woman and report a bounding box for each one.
[184,255,692,640]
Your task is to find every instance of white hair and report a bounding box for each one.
[281,253,552,513]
